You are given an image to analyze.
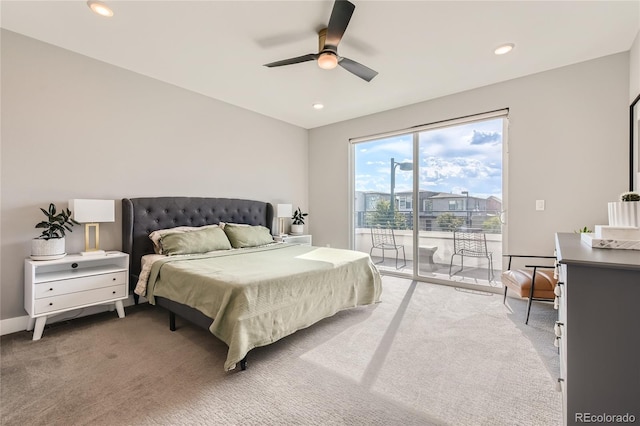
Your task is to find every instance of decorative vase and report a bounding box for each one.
[608,201,640,227]
[290,224,304,235]
[31,237,66,260]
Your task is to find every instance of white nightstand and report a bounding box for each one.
[275,234,313,246]
[24,251,129,340]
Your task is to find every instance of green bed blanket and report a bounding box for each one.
[145,244,382,370]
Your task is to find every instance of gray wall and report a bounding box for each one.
[630,31,640,188]
[308,52,630,256]
[631,31,639,102]
[1,30,309,320]
[2,27,637,324]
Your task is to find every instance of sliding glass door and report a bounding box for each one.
[353,134,414,272]
[352,112,506,290]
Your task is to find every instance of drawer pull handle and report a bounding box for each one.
[554,322,564,337]
[112,278,116,281]
[556,378,564,392]
[112,291,116,294]
[49,302,53,306]
[554,297,559,310]
[554,285,562,297]
[554,336,560,348]
[49,288,53,291]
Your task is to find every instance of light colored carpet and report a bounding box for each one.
[0,276,561,425]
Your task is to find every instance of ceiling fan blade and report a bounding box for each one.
[264,53,318,68]
[338,57,378,82]
[325,0,355,49]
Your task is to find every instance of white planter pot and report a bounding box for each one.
[31,237,66,260]
[290,224,304,235]
[608,202,640,227]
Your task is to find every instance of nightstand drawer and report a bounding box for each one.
[34,284,126,315]
[34,271,126,299]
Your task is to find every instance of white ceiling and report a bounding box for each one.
[1,1,639,129]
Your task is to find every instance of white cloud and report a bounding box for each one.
[354,118,503,198]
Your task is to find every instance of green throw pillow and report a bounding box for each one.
[160,227,232,255]
[223,224,274,248]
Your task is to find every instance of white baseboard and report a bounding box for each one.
[0,294,145,337]
[0,315,32,337]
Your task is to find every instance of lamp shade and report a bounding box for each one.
[277,204,293,218]
[69,199,115,223]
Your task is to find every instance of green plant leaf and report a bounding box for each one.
[35,203,77,239]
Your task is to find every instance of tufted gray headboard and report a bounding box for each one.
[122,197,274,292]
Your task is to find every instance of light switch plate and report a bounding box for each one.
[536,200,545,211]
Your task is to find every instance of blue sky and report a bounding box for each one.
[354,118,503,200]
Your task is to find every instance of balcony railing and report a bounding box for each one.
[356,227,503,286]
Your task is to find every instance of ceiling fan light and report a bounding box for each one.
[317,52,338,70]
[87,1,114,17]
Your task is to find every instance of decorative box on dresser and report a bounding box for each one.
[24,252,129,340]
[554,233,640,425]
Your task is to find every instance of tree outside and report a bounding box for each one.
[482,216,502,233]
[364,200,409,229]
[436,213,463,232]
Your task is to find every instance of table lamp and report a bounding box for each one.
[69,199,115,256]
[276,204,292,236]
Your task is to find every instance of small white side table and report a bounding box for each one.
[24,251,129,340]
[275,234,313,246]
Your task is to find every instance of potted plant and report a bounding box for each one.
[608,191,640,227]
[31,203,79,260]
[621,191,640,202]
[290,207,308,235]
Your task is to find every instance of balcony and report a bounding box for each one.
[356,228,503,289]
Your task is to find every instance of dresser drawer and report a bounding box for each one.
[34,271,126,299]
[34,284,126,315]
[556,264,567,322]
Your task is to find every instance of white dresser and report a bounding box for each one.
[24,252,129,340]
[555,233,640,425]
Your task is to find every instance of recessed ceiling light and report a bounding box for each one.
[494,43,515,55]
[312,103,324,110]
[87,1,114,17]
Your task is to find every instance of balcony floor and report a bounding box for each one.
[370,255,503,290]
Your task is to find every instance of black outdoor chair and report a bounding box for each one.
[448,228,494,281]
[370,225,406,269]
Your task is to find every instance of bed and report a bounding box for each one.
[122,197,382,371]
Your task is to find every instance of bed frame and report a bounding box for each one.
[121,197,274,370]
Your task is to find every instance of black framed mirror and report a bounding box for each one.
[631,93,640,191]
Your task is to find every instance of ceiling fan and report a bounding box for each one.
[263,0,378,82]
